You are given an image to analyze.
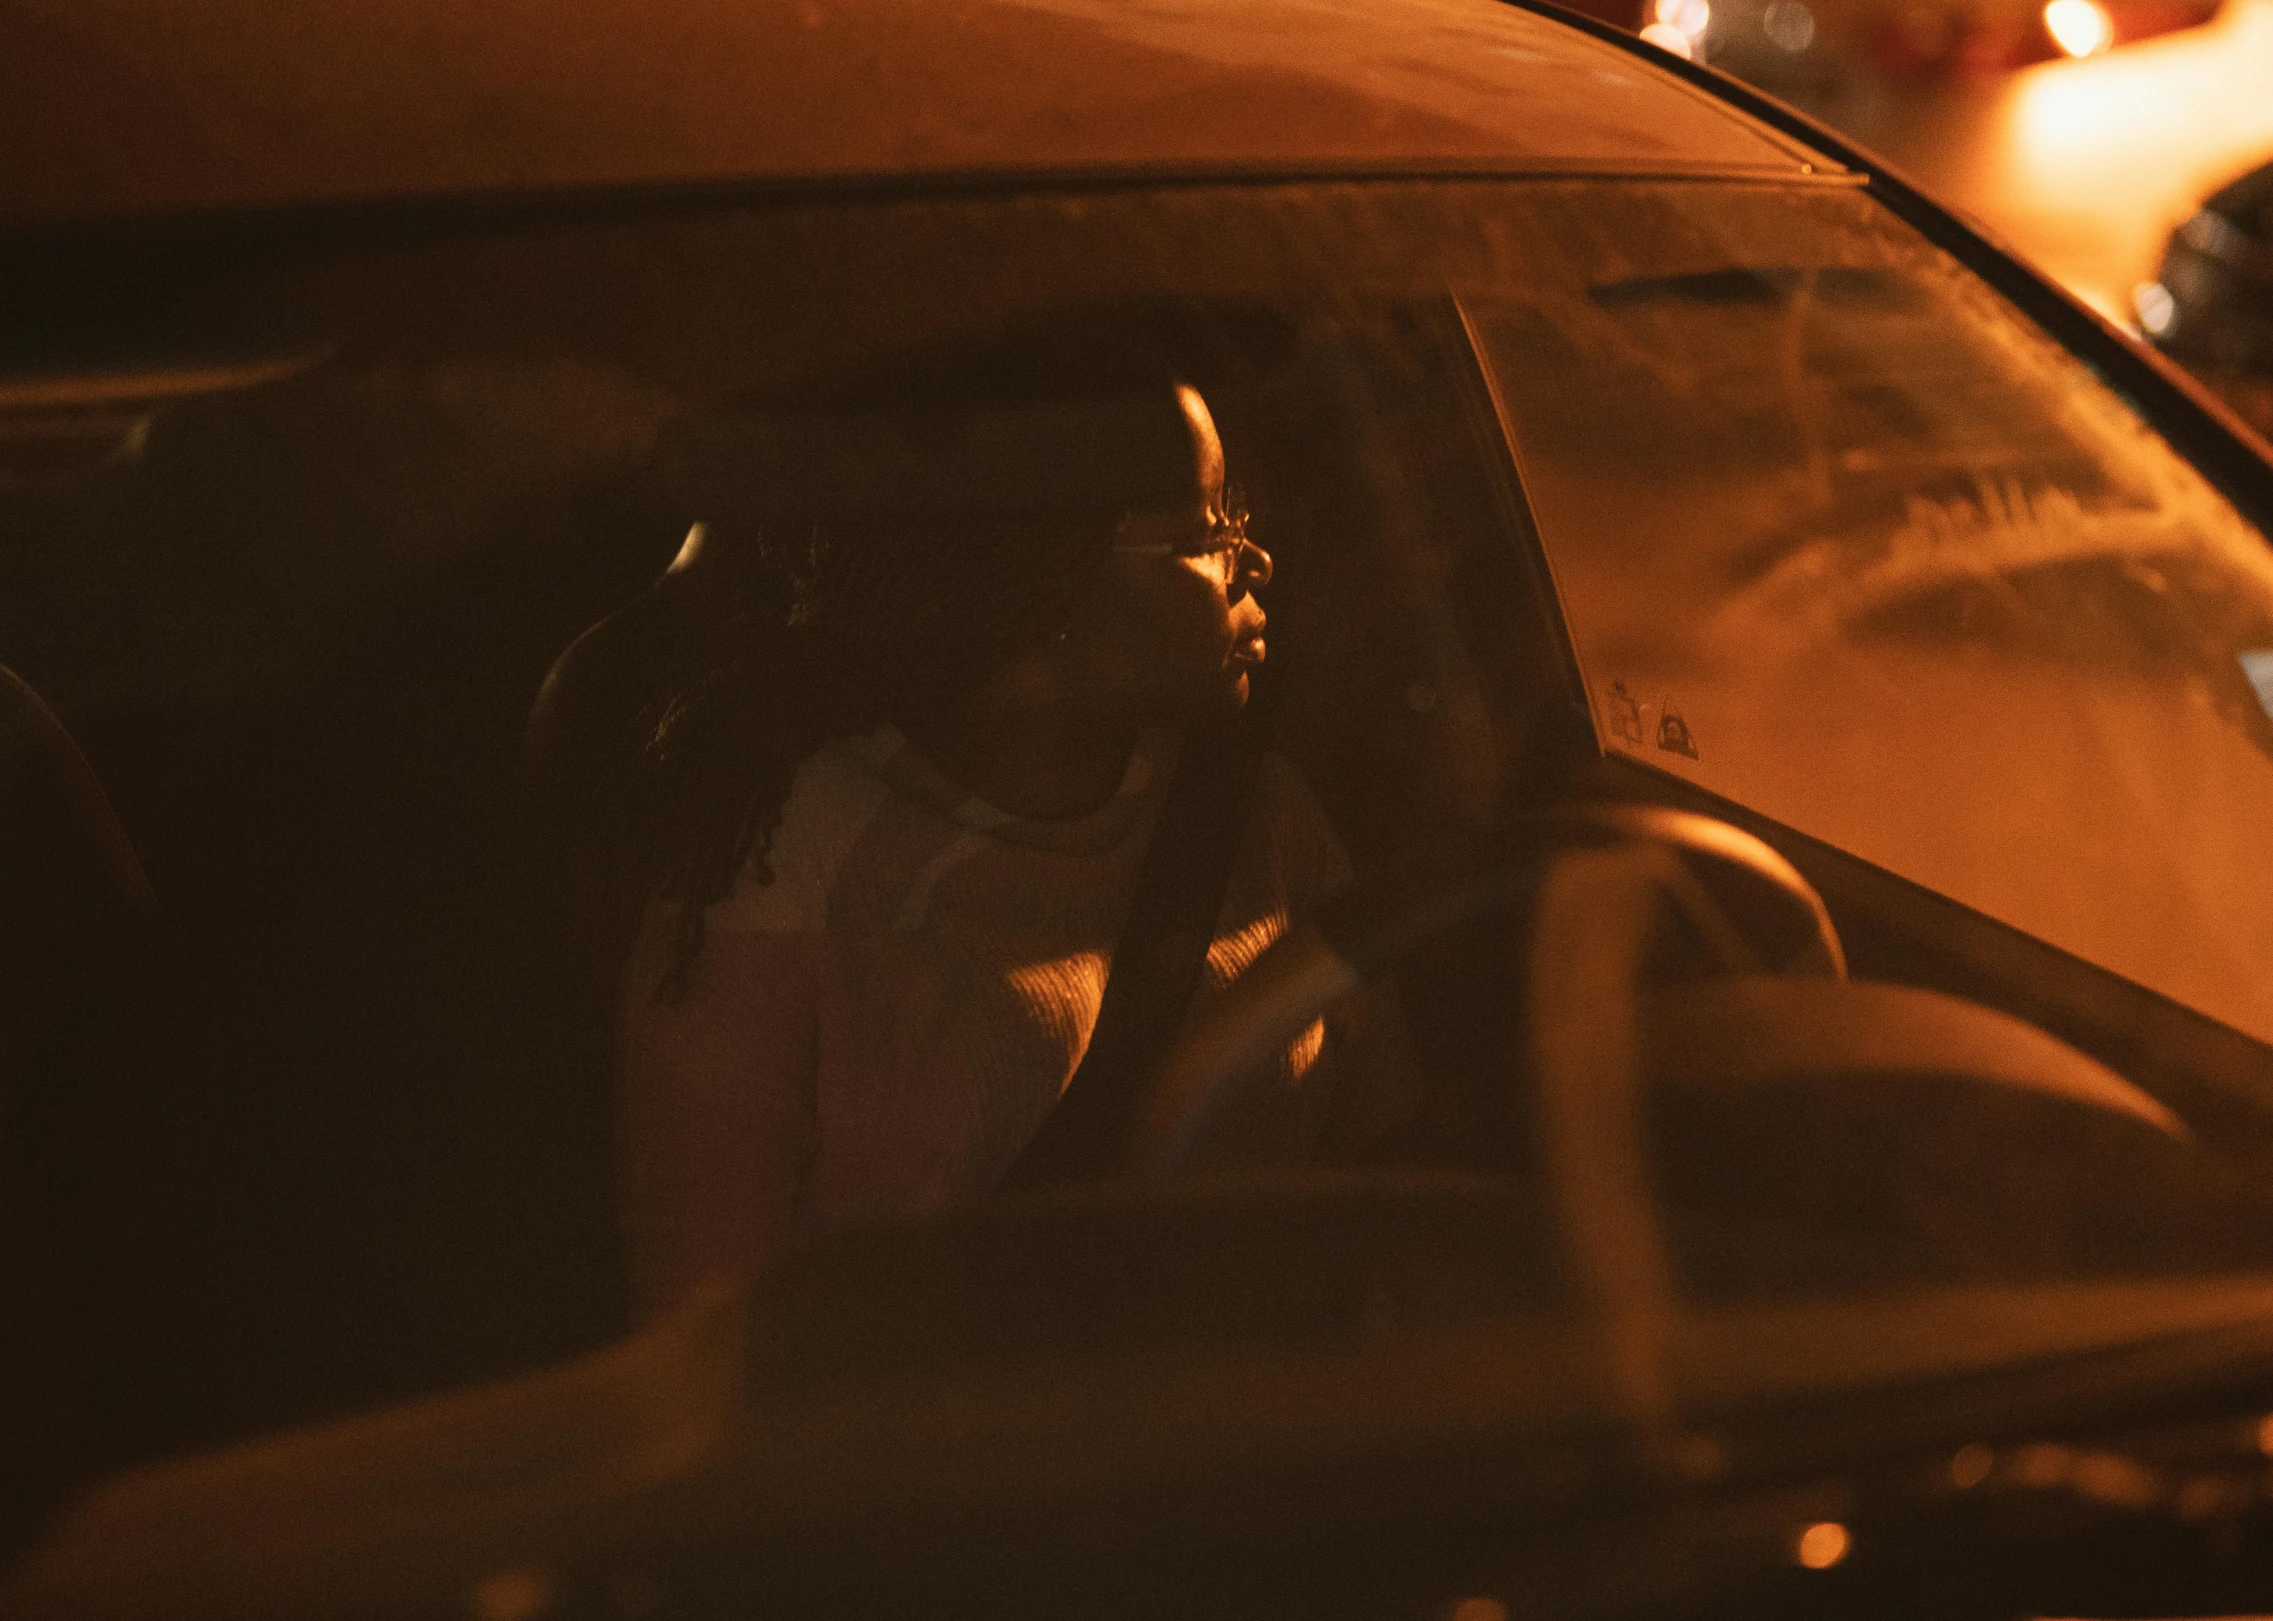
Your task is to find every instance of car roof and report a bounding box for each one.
[3,0,1829,232]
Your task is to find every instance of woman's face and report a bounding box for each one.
[1057,385,1273,725]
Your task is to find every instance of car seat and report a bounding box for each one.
[0,663,158,1553]
[508,522,738,1351]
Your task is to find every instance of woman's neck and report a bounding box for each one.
[899,697,1140,822]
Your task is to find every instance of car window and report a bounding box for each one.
[13,180,2273,1478]
[1461,181,2273,1048]
[0,186,1563,1445]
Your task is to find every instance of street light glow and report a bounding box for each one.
[2044,0,2116,56]
[2133,280,2176,334]
[1795,1522,1852,1569]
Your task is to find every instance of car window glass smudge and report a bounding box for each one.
[1467,181,2273,1048]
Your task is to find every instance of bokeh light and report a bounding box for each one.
[1763,0,1818,52]
[2133,280,2176,335]
[1795,1521,1852,1569]
[2044,0,2116,56]
[1648,0,1714,50]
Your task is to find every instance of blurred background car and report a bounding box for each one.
[1619,0,2225,87]
[1577,0,2273,372]
[2137,158,2273,436]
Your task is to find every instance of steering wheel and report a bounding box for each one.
[1124,805,1846,1179]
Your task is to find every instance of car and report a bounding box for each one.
[2138,155,2273,440]
[1605,0,2220,102]
[9,0,2273,1616]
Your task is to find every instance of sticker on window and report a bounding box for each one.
[1601,678,1647,749]
[1599,678,1700,761]
[1655,701,1699,760]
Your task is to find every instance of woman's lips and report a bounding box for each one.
[1232,634,1267,667]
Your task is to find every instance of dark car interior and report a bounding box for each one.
[13,180,2273,1616]
[0,196,1590,1492]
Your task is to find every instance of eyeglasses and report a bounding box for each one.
[1111,499,1256,588]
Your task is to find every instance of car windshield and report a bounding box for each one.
[1462,181,2273,1047]
[9,177,2273,1499]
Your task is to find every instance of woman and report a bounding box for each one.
[619,370,1392,1318]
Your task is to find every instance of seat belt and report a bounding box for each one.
[1002,716,1264,1186]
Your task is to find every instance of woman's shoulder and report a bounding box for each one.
[706,736,897,934]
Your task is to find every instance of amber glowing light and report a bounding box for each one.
[2043,0,2116,56]
[1795,1521,1851,1569]
[1641,0,1711,56]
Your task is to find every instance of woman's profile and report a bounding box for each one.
[617,362,1398,1318]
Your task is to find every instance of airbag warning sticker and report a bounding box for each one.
[1600,679,1699,761]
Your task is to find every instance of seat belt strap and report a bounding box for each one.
[1002,717,1263,1186]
